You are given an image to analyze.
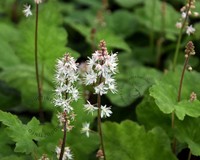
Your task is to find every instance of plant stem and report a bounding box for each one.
[172,0,192,70]
[97,93,106,160]
[150,0,156,55]
[171,111,176,153]
[187,150,192,160]
[177,55,189,102]
[172,53,190,153]
[35,4,44,121]
[59,112,67,160]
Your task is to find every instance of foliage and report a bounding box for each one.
[0,0,200,159]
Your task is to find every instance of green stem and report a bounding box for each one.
[177,55,189,102]
[171,111,176,153]
[35,4,44,121]
[97,93,106,160]
[172,30,183,71]
[150,0,156,54]
[172,53,190,153]
[187,150,192,160]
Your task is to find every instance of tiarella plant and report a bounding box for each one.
[54,53,79,160]
[2,0,200,160]
[173,0,198,70]
[82,40,118,159]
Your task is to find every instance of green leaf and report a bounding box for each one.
[0,128,13,157]
[176,117,200,156]
[107,67,161,107]
[134,0,180,40]
[16,1,70,75]
[0,65,53,111]
[105,10,138,38]
[0,110,42,154]
[102,120,177,160]
[150,67,200,120]
[114,0,143,8]
[0,155,27,160]
[64,20,131,53]
[136,94,172,134]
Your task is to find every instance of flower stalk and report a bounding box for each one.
[34,3,44,121]
[59,111,67,160]
[172,41,195,154]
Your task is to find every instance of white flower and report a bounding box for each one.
[94,83,108,95]
[186,25,195,35]
[84,70,97,85]
[101,105,112,118]
[81,122,90,137]
[34,0,42,4]
[56,146,73,160]
[108,82,117,94]
[70,87,79,101]
[23,4,32,17]
[181,12,187,19]
[176,22,182,29]
[84,101,98,115]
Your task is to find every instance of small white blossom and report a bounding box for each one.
[95,83,108,95]
[84,101,98,115]
[101,105,112,118]
[38,154,49,160]
[194,12,199,17]
[56,146,73,160]
[84,70,97,85]
[81,122,90,137]
[23,4,32,17]
[186,25,195,35]
[34,0,42,4]
[70,87,79,101]
[176,22,182,29]
[182,12,187,19]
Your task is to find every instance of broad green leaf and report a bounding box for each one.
[134,0,180,40]
[150,82,177,114]
[64,20,131,53]
[0,23,20,68]
[0,110,43,154]
[105,10,138,38]
[102,120,177,160]
[176,117,200,156]
[16,1,69,75]
[136,94,172,135]
[0,65,53,111]
[0,128,13,157]
[114,0,143,8]
[150,67,200,120]
[107,67,161,107]
[0,81,20,110]
[0,155,27,160]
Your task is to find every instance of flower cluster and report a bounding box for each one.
[176,0,199,35]
[54,53,79,113]
[81,40,118,137]
[56,146,73,160]
[84,40,118,95]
